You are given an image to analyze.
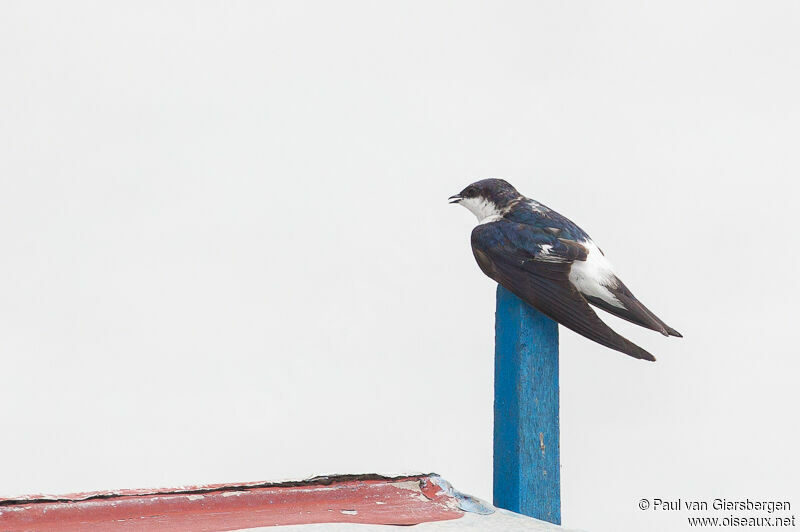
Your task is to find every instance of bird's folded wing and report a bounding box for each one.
[471,221,655,361]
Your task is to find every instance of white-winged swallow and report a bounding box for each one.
[450,178,681,361]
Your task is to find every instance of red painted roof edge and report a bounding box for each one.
[0,473,491,532]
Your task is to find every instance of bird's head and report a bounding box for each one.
[448,178,521,222]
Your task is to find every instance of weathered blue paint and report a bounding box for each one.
[493,284,561,525]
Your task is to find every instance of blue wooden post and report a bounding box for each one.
[493,284,561,524]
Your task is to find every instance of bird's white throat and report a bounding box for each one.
[460,196,504,224]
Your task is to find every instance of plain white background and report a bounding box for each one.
[1,2,798,531]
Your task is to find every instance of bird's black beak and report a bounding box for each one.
[448,194,462,204]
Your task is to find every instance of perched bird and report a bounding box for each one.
[449,178,680,361]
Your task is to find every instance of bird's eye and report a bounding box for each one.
[465,186,476,196]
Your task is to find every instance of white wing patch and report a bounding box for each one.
[527,199,548,213]
[568,240,625,308]
[532,243,566,263]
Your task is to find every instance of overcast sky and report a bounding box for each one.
[1,2,798,531]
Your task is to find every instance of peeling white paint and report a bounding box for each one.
[385,480,425,494]
[428,476,493,515]
[339,509,358,515]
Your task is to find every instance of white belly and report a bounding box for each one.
[568,240,624,308]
